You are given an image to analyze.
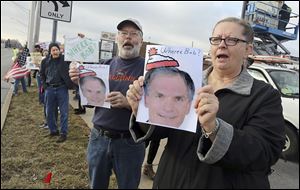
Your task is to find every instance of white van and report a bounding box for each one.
[248,63,299,161]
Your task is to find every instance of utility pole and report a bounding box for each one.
[27,1,41,52]
[241,1,248,19]
[27,2,35,51]
[33,1,41,46]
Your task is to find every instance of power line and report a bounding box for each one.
[9,17,28,27]
[9,1,30,15]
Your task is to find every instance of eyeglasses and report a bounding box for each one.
[209,37,248,46]
[118,30,140,37]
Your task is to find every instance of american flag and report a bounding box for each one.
[4,62,30,80]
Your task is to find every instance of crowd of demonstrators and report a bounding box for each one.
[3,16,287,189]
[40,42,75,143]
[69,18,145,189]
[126,17,285,188]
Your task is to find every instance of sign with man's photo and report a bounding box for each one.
[74,63,110,109]
[136,45,203,133]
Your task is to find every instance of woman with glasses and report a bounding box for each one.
[126,17,285,188]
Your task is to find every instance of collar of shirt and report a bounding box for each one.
[203,65,253,95]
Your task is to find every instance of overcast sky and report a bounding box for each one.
[1,1,299,56]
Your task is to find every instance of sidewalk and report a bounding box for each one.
[68,90,166,189]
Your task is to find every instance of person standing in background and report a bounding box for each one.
[40,42,75,143]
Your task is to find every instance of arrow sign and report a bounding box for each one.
[59,1,70,7]
[48,1,58,11]
[40,1,72,22]
[48,1,70,12]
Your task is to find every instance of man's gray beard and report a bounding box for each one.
[118,46,140,59]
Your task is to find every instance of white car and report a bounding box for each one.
[248,63,299,161]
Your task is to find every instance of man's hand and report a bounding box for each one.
[69,61,79,85]
[126,76,144,116]
[106,91,130,109]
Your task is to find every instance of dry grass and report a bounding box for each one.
[1,82,117,189]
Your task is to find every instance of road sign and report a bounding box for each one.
[40,1,72,22]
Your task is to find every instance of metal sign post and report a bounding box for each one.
[52,20,58,43]
[40,1,72,43]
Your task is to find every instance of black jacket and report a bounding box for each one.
[130,66,285,189]
[40,54,74,90]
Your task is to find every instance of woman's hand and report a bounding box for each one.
[126,76,144,116]
[194,85,219,133]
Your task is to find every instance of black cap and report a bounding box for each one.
[48,42,60,52]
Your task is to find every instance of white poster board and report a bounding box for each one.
[64,36,99,62]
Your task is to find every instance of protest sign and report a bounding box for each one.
[76,64,110,108]
[136,45,203,133]
[65,36,99,62]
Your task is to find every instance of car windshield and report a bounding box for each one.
[268,69,299,98]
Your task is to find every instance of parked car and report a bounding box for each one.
[248,63,299,161]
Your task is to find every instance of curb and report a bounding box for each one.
[1,84,13,132]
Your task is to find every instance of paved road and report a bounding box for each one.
[140,139,299,189]
[269,159,299,189]
[1,47,12,79]
[1,47,13,130]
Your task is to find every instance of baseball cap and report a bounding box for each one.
[117,18,143,34]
